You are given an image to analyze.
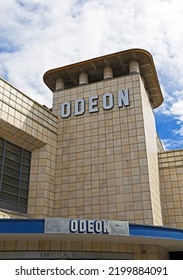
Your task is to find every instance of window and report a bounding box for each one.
[0,137,31,213]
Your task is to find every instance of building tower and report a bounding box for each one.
[43,48,163,225]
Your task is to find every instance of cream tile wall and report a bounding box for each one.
[140,79,163,225]
[159,150,183,228]
[0,78,57,150]
[52,73,162,225]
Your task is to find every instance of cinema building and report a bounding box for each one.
[0,49,183,260]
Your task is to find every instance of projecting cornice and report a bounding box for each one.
[43,48,163,109]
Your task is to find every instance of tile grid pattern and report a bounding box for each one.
[53,74,162,225]
[159,150,183,228]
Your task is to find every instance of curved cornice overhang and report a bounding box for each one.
[43,48,163,109]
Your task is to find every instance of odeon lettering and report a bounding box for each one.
[69,219,110,234]
[61,89,130,118]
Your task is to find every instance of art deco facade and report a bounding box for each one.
[0,49,183,260]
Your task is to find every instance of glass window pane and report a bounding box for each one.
[23,150,31,159]
[4,158,20,171]
[2,174,19,187]
[23,158,30,166]
[19,197,27,206]
[0,192,18,204]
[21,173,30,182]
[3,166,20,178]
[22,166,30,174]
[6,142,22,155]
[1,183,19,196]
[0,137,31,214]
[5,150,21,163]
[21,181,29,190]
[20,189,28,198]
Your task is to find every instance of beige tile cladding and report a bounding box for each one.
[53,73,162,225]
[159,150,183,228]
[28,143,57,217]
[0,78,58,218]
[0,78,57,150]
[0,240,169,259]
[140,79,163,225]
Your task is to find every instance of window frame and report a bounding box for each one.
[0,138,31,213]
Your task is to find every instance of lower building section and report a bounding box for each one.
[0,218,183,260]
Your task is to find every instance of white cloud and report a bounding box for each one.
[161,138,183,150]
[0,0,183,124]
[171,100,183,117]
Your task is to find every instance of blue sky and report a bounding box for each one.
[0,0,183,150]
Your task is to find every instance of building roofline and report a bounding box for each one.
[43,48,163,109]
[0,77,56,117]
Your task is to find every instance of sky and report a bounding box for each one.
[0,0,183,150]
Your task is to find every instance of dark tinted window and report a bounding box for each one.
[0,138,31,213]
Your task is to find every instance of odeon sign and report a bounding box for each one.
[69,219,110,234]
[60,89,130,118]
[44,218,129,236]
